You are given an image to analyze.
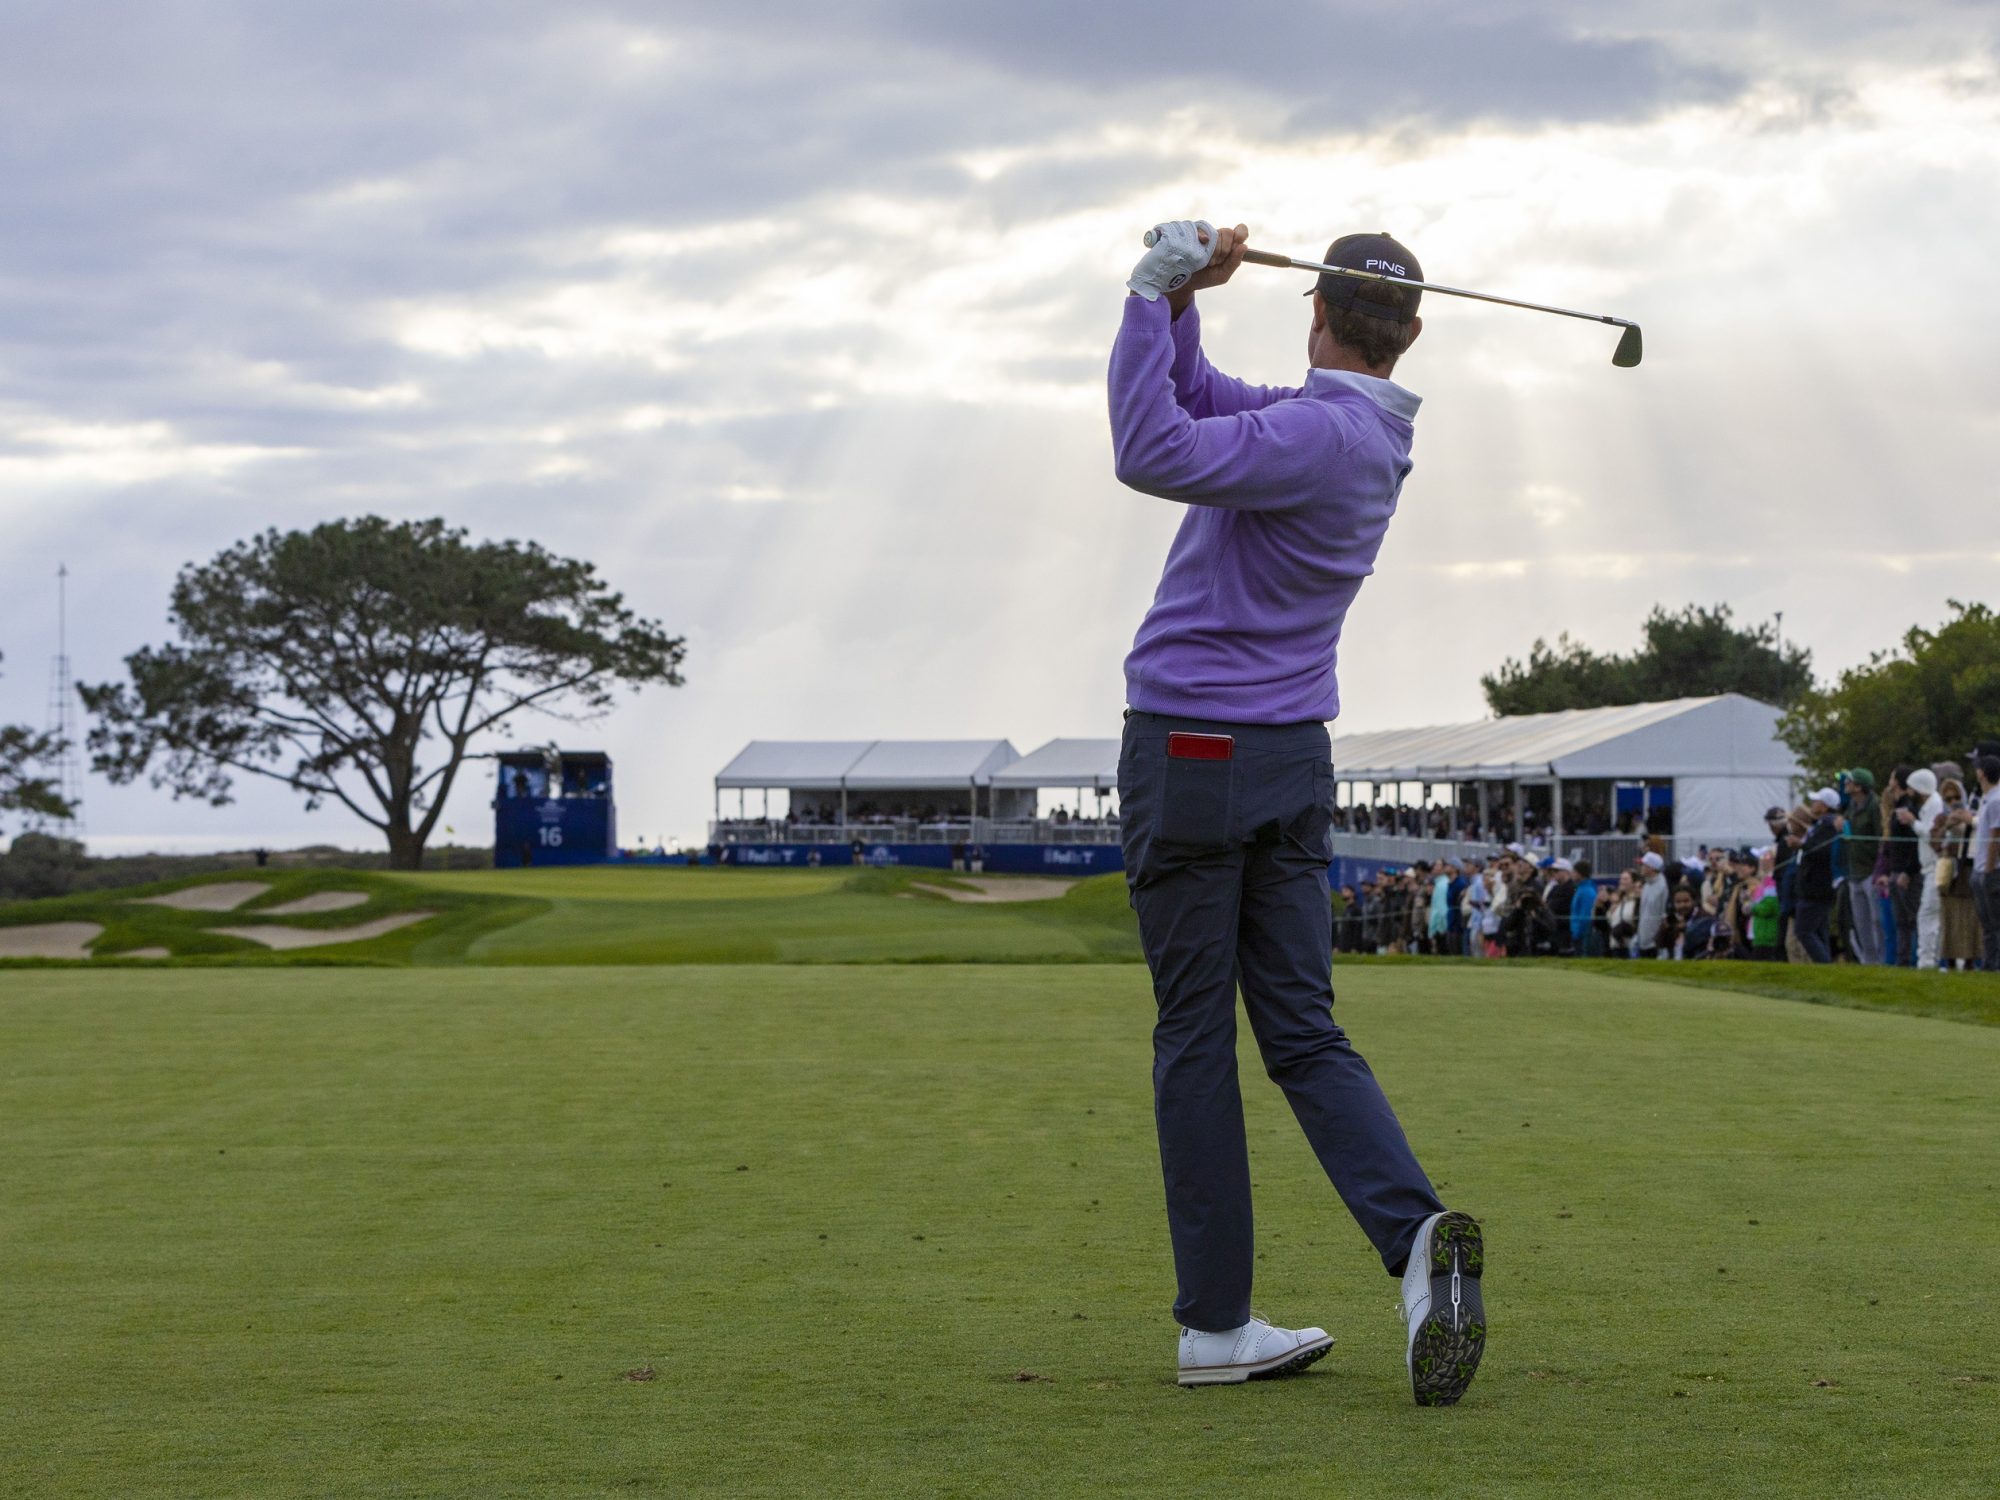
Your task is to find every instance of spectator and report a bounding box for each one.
[1933,779,1981,971]
[1445,861,1469,953]
[1569,858,1600,956]
[1976,755,2000,971]
[1795,787,1843,963]
[1745,848,1783,961]
[1461,859,1490,956]
[1874,766,1921,965]
[1606,871,1640,956]
[1546,858,1577,955]
[1501,870,1556,956]
[1657,886,1700,959]
[1717,847,1760,959]
[1840,769,1883,964]
[1482,858,1513,958]
[1699,848,1729,915]
[1634,851,1669,958]
[1906,767,1946,969]
[1428,863,1451,952]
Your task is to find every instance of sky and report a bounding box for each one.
[2,1,1997,853]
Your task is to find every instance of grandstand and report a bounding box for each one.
[693,696,1799,877]
[1328,694,1803,875]
[709,738,1119,874]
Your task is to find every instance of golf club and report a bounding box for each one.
[1140,230,1643,367]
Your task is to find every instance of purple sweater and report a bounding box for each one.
[1109,294,1419,724]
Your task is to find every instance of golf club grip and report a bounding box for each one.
[1139,228,1280,265]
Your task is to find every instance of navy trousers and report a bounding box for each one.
[1119,710,1444,1332]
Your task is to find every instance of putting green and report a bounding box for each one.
[3,961,1995,1496]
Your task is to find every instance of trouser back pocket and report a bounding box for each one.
[1160,737,1234,847]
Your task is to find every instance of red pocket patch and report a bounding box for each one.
[1167,732,1234,761]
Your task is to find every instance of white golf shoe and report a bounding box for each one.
[1399,1210,1486,1407]
[1177,1316,1333,1387]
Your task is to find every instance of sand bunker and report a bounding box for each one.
[213,911,435,951]
[911,877,1075,904]
[260,891,370,916]
[0,922,104,959]
[135,881,269,912]
[118,947,172,960]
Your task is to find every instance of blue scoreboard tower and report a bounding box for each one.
[493,750,616,867]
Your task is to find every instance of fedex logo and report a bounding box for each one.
[1366,258,1407,275]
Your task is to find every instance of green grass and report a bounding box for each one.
[4,961,1996,1497]
[388,867,1139,966]
[6,866,1997,1030]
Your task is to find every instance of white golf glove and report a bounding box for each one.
[1127,219,1216,302]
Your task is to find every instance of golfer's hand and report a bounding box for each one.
[1179,223,1250,296]
[1127,219,1216,302]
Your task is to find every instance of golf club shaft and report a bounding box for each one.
[1236,247,1634,332]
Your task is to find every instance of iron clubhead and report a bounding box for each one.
[1612,324,1643,368]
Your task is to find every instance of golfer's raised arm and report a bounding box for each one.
[1109,295,1357,505]
[1166,304,1303,419]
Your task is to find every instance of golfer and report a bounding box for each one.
[1109,220,1484,1404]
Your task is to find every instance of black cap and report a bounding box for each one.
[1969,738,2000,761]
[1309,231,1422,323]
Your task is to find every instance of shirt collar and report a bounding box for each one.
[1304,367,1421,422]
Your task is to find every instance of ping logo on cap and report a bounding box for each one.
[1367,259,1407,275]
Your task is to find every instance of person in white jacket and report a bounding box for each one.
[1908,767,1947,968]
[1634,851,1670,957]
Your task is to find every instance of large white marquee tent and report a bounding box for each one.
[1330,694,1801,844]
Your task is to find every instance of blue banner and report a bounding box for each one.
[707,842,1126,874]
[494,797,615,867]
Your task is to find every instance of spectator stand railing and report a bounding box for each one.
[1331,828,1742,872]
[709,818,1121,848]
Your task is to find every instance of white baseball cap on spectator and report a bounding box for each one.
[1640,852,1664,871]
[1811,787,1841,809]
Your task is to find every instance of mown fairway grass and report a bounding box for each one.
[4,960,1997,1498]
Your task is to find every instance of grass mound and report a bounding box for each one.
[0,867,539,966]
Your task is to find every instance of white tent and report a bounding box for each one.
[713,738,1019,822]
[842,740,1019,789]
[714,741,874,791]
[1331,694,1801,844]
[989,739,1120,793]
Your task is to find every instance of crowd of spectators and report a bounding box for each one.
[1329,800,1662,846]
[780,801,975,828]
[1335,744,2000,971]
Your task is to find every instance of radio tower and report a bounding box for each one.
[43,563,84,841]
